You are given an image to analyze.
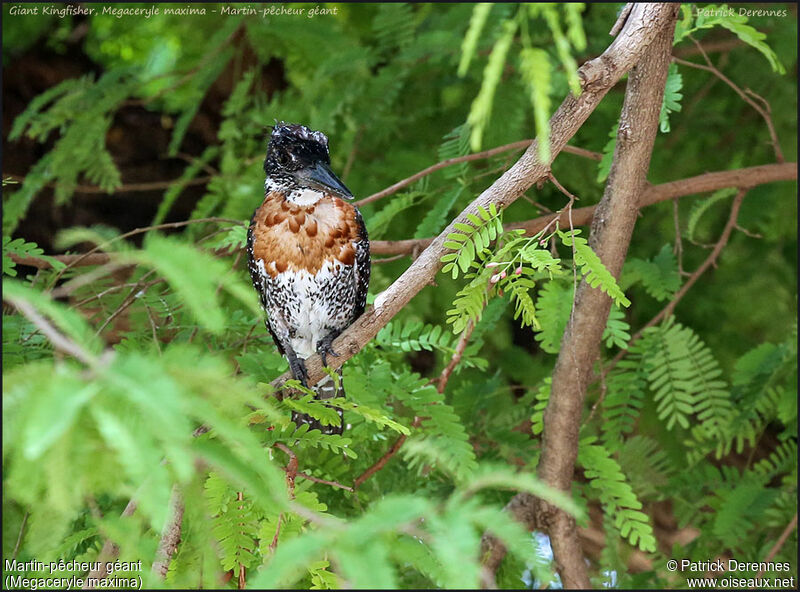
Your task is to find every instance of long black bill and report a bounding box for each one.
[299,162,354,200]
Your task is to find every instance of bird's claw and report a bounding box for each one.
[316,336,340,368]
[289,357,309,389]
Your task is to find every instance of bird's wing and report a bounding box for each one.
[247,212,289,357]
[353,207,371,319]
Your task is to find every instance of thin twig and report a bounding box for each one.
[1,173,211,195]
[12,512,28,560]
[95,272,160,336]
[673,198,684,275]
[73,283,140,314]
[4,298,97,366]
[175,151,220,176]
[372,253,409,264]
[353,417,422,489]
[297,472,354,493]
[273,443,298,500]
[268,512,283,554]
[236,491,246,590]
[353,142,601,207]
[341,126,363,182]
[674,37,784,162]
[596,189,747,393]
[609,3,633,37]
[48,217,243,287]
[754,513,798,580]
[674,38,745,57]
[437,320,476,393]
[549,172,580,202]
[144,303,163,353]
[51,263,132,299]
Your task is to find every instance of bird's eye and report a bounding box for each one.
[277,152,291,167]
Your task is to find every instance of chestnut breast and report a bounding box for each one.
[251,191,359,278]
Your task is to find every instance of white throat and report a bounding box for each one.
[287,187,325,206]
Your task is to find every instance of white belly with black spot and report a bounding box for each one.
[261,259,357,360]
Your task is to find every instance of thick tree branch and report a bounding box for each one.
[535,9,679,587]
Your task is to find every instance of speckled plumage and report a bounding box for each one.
[247,123,370,434]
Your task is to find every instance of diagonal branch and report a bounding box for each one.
[626,190,746,346]
[267,3,691,395]
[755,513,798,579]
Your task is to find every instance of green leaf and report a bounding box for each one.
[675,5,785,74]
[579,439,657,552]
[560,231,630,307]
[540,5,581,95]
[659,63,683,133]
[23,376,99,459]
[467,19,518,151]
[3,237,66,277]
[519,48,552,162]
[597,124,618,183]
[687,188,737,241]
[623,244,681,302]
[458,4,493,76]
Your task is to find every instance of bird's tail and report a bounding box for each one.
[291,367,344,435]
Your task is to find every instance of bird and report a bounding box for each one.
[246,122,370,435]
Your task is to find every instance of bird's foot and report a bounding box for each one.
[288,356,309,389]
[316,334,340,368]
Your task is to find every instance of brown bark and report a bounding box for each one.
[534,7,679,588]
[152,487,185,579]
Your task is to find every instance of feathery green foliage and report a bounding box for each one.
[623,244,682,302]
[578,438,657,553]
[3,3,795,589]
[659,64,684,133]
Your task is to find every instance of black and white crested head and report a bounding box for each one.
[264,122,353,200]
